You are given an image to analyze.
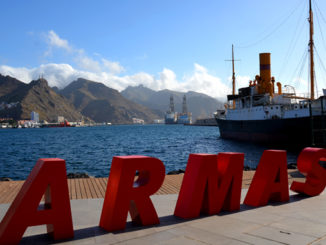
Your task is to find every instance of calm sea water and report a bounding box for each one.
[0,125,299,180]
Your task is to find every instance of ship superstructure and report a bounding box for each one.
[177,95,192,124]
[164,94,193,125]
[165,95,177,124]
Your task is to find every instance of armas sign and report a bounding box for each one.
[0,147,326,244]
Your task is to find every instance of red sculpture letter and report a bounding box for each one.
[216,153,244,212]
[99,156,165,232]
[0,159,74,244]
[244,150,289,207]
[291,147,326,196]
[174,153,244,219]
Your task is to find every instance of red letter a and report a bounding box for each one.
[174,153,244,219]
[244,150,289,207]
[0,159,74,244]
[99,156,165,232]
[291,147,326,196]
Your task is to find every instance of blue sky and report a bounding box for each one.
[1,0,326,99]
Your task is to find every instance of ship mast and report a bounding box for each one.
[232,44,236,96]
[309,0,315,100]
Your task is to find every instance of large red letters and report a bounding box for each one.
[244,150,289,206]
[1,148,326,244]
[174,153,244,219]
[99,156,165,232]
[0,159,74,244]
[290,147,326,196]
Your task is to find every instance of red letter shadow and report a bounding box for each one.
[244,150,289,207]
[174,153,244,219]
[0,158,74,244]
[99,156,165,232]
[291,147,326,196]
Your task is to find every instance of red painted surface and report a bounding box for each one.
[291,147,326,196]
[99,156,165,232]
[216,153,244,212]
[244,150,289,206]
[0,159,73,244]
[174,153,244,219]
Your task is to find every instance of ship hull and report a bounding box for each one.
[165,119,177,124]
[217,116,326,147]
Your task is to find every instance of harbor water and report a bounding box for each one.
[0,125,299,180]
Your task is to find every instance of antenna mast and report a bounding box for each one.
[309,0,315,100]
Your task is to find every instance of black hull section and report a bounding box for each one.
[217,116,326,147]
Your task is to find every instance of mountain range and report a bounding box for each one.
[121,85,223,120]
[0,74,222,123]
[59,78,160,124]
[0,75,83,122]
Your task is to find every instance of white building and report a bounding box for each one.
[57,116,65,123]
[132,118,144,124]
[31,111,39,123]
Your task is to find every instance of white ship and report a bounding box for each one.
[216,0,326,147]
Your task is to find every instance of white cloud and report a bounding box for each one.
[102,59,124,74]
[44,31,124,75]
[47,30,72,51]
[0,65,34,83]
[77,56,101,73]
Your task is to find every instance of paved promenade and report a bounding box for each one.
[0,170,303,204]
[0,186,325,244]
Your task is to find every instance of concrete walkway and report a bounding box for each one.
[0,188,325,244]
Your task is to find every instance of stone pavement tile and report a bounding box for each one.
[24,225,47,236]
[110,237,155,245]
[232,234,283,245]
[93,233,120,245]
[311,237,326,245]
[190,216,280,245]
[167,224,242,245]
[189,215,261,238]
[227,208,285,225]
[246,226,316,245]
[108,227,159,244]
[139,230,179,243]
[158,235,211,245]
[59,237,97,245]
[269,216,326,238]
[259,196,326,226]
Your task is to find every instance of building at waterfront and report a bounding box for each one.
[30,111,39,123]
[57,116,65,123]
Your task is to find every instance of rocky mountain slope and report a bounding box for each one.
[121,85,223,120]
[60,78,161,124]
[0,75,84,122]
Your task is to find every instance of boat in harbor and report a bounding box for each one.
[165,95,192,124]
[177,95,192,124]
[165,95,177,124]
[216,0,326,147]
